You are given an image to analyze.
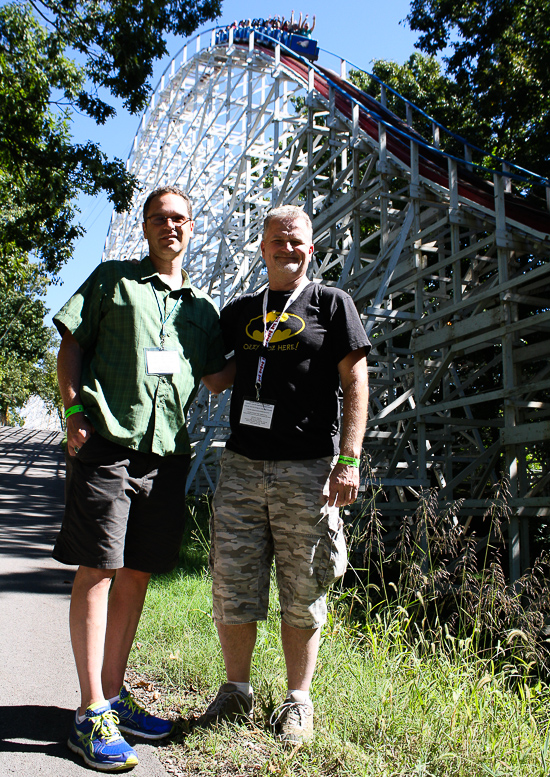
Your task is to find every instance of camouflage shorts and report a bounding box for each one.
[210,449,348,629]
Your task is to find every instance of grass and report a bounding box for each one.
[129,494,550,776]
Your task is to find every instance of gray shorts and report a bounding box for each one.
[53,433,190,573]
[210,450,348,629]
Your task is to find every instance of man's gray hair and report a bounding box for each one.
[263,206,313,240]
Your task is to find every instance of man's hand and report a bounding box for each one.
[328,462,359,507]
[67,413,95,457]
[329,348,368,507]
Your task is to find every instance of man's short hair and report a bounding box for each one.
[263,206,312,241]
[142,186,193,222]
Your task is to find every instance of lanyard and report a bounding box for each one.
[151,283,180,349]
[254,275,310,400]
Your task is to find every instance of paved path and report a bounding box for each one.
[0,428,168,776]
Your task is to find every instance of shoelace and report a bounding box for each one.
[207,690,236,713]
[92,710,122,742]
[269,700,309,729]
[121,693,148,716]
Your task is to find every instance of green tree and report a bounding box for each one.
[1,0,222,422]
[0,262,59,423]
[0,0,222,285]
[0,332,63,426]
[350,53,488,158]
[30,331,64,427]
[405,0,550,179]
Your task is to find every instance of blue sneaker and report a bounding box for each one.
[111,686,173,740]
[68,701,138,771]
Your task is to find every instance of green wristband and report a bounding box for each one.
[65,404,84,419]
[338,455,360,468]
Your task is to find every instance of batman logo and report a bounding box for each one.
[246,312,305,343]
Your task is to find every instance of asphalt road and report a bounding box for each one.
[0,427,168,776]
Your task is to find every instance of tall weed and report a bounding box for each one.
[347,477,550,679]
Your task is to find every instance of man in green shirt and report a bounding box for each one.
[53,185,227,771]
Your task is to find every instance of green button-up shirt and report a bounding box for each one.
[54,256,225,456]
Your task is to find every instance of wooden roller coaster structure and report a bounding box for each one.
[103,26,550,580]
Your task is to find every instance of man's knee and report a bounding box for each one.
[74,566,116,585]
[113,567,152,594]
[121,567,152,581]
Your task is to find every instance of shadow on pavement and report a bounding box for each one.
[0,704,72,754]
[0,484,64,546]
[0,565,74,594]
[0,435,70,594]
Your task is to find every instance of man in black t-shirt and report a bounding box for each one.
[200,206,370,743]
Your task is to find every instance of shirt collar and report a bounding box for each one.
[139,255,195,295]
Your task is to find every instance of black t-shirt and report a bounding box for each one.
[220,282,371,460]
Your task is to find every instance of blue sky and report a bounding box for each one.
[45,0,420,324]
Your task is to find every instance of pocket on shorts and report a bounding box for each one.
[316,511,348,587]
[74,430,96,459]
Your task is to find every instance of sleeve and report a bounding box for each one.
[220,298,240,355]
[52,265,105,351]
[202,307,228,376]
[326,290,371,365]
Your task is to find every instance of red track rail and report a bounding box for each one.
[252,44,550,237]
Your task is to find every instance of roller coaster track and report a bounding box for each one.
[103,27,550,579]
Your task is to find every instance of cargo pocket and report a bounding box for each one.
[316,509,348,587]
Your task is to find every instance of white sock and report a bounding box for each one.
[77,700,108,722]
[286,689,311,705]
[108,694,120,704]
[229,681,253,697]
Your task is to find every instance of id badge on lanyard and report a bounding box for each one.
[145,348,181,375]
[238,276,310,430]
[240,399,275,429]
[146,283,182,375]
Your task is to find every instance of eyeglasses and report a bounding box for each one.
[146,215,192,227]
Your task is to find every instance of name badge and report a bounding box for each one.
[145,348,181,375]
[240,399,275,429]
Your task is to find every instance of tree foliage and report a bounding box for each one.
[0,0,222,283]
[405,0,550,179]
[0,0,221,420]
[0,263,61,423]
[0,332,63,426]
[350,53,494,162]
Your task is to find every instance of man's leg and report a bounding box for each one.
[100,567,173,741]
[281,621,321,692]
[269,458,341,742]
[197,452,270,726]
[195,621,257,726]
[272,621,320,743]
[68,565,139,770]
[69,565,116,714]
[102,567,152,699]
[270,621,319,743]
[217,622,257,683]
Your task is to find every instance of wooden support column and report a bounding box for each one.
[306,67,315,216]
[495,172,521,581]
[271,53,280,206]
[378,123,389,253]
[411,139,427,485]
[352,127,361,276]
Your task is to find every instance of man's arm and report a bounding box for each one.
[202,356,236,394]
[57,330,95,457]
[328,348,369,507]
